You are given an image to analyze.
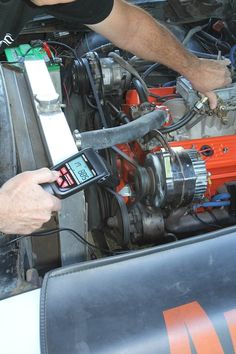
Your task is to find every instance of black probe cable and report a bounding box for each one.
[190,212,222,230]
[1,227,127,256]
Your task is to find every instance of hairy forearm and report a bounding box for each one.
[90,1,199,80]
[118,5,198,76]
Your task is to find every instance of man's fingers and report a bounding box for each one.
[204,91,218,110]
[220,60,232,84]
[221,58,231,66]
[30,168,60,184]
[225,74,232,84]
[23,168,62,210]
[50,195,62,211]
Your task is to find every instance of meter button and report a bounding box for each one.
[60,167,68,175]
[61,181,69,188]
[56,177,64,186]
[65,173,75,186]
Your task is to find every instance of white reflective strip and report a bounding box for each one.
[24,60,78,164]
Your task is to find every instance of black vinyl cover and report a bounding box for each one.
[40,226,236,354]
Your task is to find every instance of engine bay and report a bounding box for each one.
[1,0,236,298]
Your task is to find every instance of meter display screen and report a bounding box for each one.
[49,148,109,198]
[56,154,97,189]
[68,156,95,183]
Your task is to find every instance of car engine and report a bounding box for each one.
[1,0,236,297]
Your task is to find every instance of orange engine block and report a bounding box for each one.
[169,135,236,197]
[116,136,236,201]
[117,87,236,201]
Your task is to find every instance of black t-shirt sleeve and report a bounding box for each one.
[47,0,114,25]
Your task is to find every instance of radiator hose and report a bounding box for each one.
[79,110,166,150]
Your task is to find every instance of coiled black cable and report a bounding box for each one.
[160,109,196,134]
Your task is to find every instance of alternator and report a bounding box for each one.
[72,51,131,95]
[135,148,208,208]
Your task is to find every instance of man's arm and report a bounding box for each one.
[88,0,232,109]
[0,169,61,235]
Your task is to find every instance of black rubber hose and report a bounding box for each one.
[142,63,161,79]
[132,78,148,103]
[160,109,196,134]
[80,110,166,150]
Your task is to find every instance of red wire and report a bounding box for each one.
[48,44,58,57]
[42,42,53,59]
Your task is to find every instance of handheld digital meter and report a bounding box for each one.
[44,148,109,199]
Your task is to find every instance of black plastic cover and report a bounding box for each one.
[40,226,236,354]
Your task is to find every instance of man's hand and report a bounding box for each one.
[0,168,61,235]
[31,0,74,6]
[184,58,232,109]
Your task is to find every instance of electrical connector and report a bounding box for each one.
[194,95,209,111]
